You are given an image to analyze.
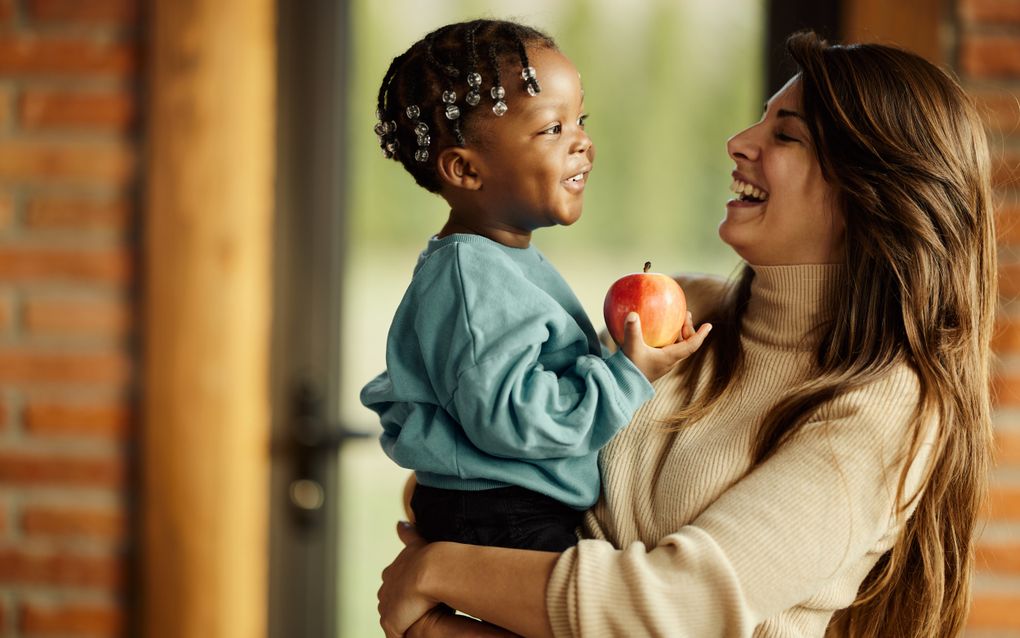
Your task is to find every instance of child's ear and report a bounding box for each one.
[436,147,483,191]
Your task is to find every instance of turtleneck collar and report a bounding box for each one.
[742,263,844,350]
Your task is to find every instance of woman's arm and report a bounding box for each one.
[379,522,558,638]
[383,367,931,637]
[405,606,521,638]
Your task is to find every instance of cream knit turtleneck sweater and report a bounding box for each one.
[545,264,935,637]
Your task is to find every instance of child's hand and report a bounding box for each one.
[621,311,711,383]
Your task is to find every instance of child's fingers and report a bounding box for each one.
[621,312,646,354]
[684,323,712,352]
[664,323,712,357]
[680,311,695,341]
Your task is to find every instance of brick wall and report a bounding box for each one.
[958,0,1020,635]
[0,1,138,636]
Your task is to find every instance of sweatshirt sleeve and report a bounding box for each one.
[422,242,654,460]
[546,367,935,637]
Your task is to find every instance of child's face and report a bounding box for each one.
[469,47,593,232]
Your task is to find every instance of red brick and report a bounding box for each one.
[986,485,1020,520]
[0,547,122,588]
[24,296,130,337]
[0,348,131,385]
[0,189,13,231]
[976,541,1020,573]
[0,246,131,284]
[20,89,136,132]
[972,90,1020,134]
[961,34,1020,78]
[996,429,1020,464]
[20,600,123,635]
[0,294,11,333]
[993,370,1020,406]
[998,262,1020,300]
[0,140,136,186]
[26,196,130,232]
[968,594,1020,629]
[0,34,135,77]
[992,150,1020,188]
[993,315,1020,355]
[24,398,129,438]
[27,0,138,26]
[22,505,126,540]
[0,451,125,487]
[961,0,1020,24]
[0,86,12,131]
[997,202,1020,245]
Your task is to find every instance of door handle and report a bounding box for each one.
[285,379,372,529]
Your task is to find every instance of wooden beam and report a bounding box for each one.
[842,0,945,64]
[141,0,275,636]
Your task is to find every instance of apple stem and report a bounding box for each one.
[643,261,651,273]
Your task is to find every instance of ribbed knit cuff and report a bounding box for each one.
[546,545,580,637]
[604,350,655,410]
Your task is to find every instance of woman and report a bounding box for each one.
[378,31,996,638]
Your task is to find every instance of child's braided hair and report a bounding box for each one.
[374,19,557,193]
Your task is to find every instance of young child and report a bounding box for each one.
[360,19,710,552]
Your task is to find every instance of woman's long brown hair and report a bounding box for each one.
[670,32,996,637]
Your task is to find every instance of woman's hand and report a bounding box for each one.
[406,606,522,638]
[378,522,438,638]
[623,311,712,382]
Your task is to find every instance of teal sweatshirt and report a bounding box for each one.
[359,234,654,509]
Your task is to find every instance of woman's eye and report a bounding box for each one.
[775,131,800,143]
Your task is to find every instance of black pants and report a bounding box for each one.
[411,483,582,552]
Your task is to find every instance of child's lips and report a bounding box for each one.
[562,166,592,193]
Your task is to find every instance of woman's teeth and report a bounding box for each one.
[730,178,768,202]
[567,173,584,182]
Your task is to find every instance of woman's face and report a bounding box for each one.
[720,77,845,266]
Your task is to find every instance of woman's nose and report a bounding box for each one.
[727,126,760,162]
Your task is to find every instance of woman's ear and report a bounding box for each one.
[436,147,483,191]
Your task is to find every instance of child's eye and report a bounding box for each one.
[541,123,563,135]
[578,113,589,128]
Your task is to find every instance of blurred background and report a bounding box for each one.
[0,0,1017,637]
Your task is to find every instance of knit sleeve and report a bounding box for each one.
[442,244,654,460]
[546,366,935,637]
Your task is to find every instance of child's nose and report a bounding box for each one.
[572,129,592,154]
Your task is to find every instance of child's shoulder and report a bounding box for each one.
[415,234,523,282]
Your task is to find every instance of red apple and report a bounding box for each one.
[603,261,687,348]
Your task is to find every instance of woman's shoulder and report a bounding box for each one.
[674,272,731,321]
